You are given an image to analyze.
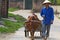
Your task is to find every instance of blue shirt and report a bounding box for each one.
[40,6,54,25]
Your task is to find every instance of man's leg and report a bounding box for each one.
[46,24,51,37]
[41,22,46,37]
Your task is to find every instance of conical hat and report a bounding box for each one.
[43,0,51,4]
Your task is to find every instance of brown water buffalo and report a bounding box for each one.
[25,13,42,40]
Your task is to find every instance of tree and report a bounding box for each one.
[49,0,54,4]
[49,0,57,4]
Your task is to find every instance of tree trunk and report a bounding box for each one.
[1,0,8,18]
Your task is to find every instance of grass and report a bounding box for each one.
[8,13,26,22]
[8,7,19,12]
[0,13,26,33]
[8,13,15,17]
[2,20,21,33]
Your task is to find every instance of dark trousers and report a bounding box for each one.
[41,22,51,37]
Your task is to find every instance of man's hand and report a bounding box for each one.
[42,15,45,19]
[51,20,53,24]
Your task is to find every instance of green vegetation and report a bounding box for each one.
[49,0,54,4]
[49,0,60,5]
[8,13,26,22]
[8,7,19,12]
[0,13,26,33]
[58,17,60,19]
[57,0,60,5]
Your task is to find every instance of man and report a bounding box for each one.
[40,0,54,39]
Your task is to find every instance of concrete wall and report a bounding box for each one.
[9,2,23,9]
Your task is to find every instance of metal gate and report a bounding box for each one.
[25,0,32,9]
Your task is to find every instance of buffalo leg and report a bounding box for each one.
[30,31,35,40]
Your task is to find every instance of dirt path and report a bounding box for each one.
[0,10,60,40]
